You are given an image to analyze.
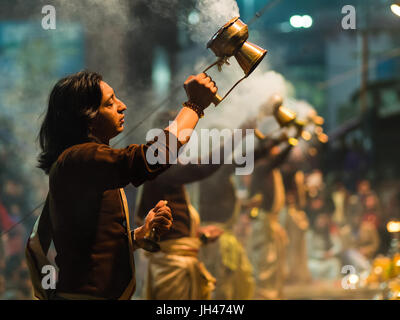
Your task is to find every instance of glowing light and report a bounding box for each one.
[288,137,299,146]
[318,133,329,144]
[290,15,303,28]
[391,4,400,17]
[396,260,400,267]
[302,15,313,28]
[349,274,359,284]
[250,207,259,218]
[315,126,323,135]
[290,15,313,28]
[188,10,200,25]
[313,116,324,125]
[374,266,383,274]
[387,220,400,233]
[301,131,312,141]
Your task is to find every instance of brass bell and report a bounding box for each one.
[308,110,325,126]
[205,17,267,106]
[317,133,329,144]
[313,115,325,126]
[301,130,312,141]
[273,100,297,127]
[274,107,297,127]
[254,128,266,140]
[255,94,297,141]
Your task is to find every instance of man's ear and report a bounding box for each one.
[88,114,98,132]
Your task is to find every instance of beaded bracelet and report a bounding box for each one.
[183,101,204,118]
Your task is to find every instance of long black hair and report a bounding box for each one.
[38,71,103,174]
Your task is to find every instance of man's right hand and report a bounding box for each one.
[135,200,173,242]
[184,73,218,110]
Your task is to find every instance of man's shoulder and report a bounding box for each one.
[65,141,105,152]
[59,142,108,161]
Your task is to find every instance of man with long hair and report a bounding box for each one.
[26,70,218,300]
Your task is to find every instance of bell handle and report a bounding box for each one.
[212,94,223,106]
[202,57,228,73]
[203,60,219,73]
[254,128,266,140]
[202,59,247,107]
[212,76,247,107]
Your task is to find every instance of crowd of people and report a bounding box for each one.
[231,170,397,297]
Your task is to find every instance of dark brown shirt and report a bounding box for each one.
[49,132,179,299]
[138,138,276,231]
[199,142,287,221]
[250,145,293,211]
[137,161,222,240]
[199,165,237,223]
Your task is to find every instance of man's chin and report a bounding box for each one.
[111,127,124,139]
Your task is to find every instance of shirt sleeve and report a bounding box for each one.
[155,134,240,185]
[156,161,222,186]
[58,130,182,190]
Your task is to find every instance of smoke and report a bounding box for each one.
[180,56,317,159]
[0,0,323,205]
[285,99,315,121]
[144,0,180,19]
[45,0,135,89]
[189,0,240,44]
[41,0,134,31]
[0,0,138,202]
[193,64,295,131]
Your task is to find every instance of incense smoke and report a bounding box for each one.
[189,0,240,44]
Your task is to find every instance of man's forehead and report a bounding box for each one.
[100,81,114,97]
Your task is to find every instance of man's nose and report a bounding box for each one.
[118,101,127,113]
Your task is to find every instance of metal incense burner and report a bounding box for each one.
[255,94,303,145]
[204,16,267,106]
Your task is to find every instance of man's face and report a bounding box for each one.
[91,81,127,143]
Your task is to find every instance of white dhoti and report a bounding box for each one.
[145,204,215,300]
[146,237,215,300]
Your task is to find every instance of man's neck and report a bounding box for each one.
[90,133,109,145]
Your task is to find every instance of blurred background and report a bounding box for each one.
[0,0,399,300]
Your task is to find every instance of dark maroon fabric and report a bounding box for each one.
[49,132,180,299]
[137,161,222,241]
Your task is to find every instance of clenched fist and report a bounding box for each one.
[135,200,173,243]
[184,73,218,109]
